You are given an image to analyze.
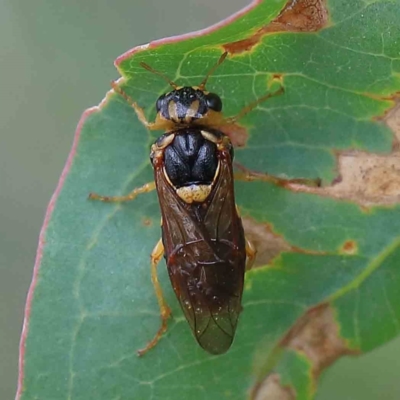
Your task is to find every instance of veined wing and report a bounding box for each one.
[154,151,246,354]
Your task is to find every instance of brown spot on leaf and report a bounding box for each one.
[341,240,358,255]
[223,0,329,54]
[281,305,358,375]
[223,31,262,54]
[253,374,295,400]
[266,0,329,33]
[142,217,153,227]
[272,73,284,84]
[368,92,400,106]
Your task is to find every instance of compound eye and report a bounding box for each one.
[205,93,222,112]
[156,94,166,112]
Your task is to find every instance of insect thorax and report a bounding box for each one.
[152,128,229,204]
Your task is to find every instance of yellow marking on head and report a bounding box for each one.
[176,184,212,204]
[184,100,200,122]
[168,100,179,122]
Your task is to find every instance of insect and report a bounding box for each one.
[89,52,312,355]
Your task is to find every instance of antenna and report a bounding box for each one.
[198,52,228,90]
[140,62,179,89]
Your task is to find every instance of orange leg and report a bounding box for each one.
[234,163,321,188]
[200,86,286,130]
[245,236,257,271]
[137,239,172,356]
[224,86,284,124]
[236,203,257,271]
[88,181,156,202]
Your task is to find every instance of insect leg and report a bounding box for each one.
[245,236,257,271]
[234,162,321,188]
[137,238,171,356]
[88,181,156,202]
[236,203,257,270]
[111,81,168,131]
[224,86,284,124]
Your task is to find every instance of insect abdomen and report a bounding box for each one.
[166,239,245,355]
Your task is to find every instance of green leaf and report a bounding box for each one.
[18,1,400,399]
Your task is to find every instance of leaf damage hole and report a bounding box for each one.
[385,98,400,146]
[242,218,292,268]
[223,0,329,54]
[242,218,327,269]
[282,304,358,373]
[323,97,400,206]
[323,151,400,207]
[283,146,400,207]
[254,305,358,399]
[314,97,400,207]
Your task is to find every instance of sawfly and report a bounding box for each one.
[89,52,316,355]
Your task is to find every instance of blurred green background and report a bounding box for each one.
[1,1,399,399]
